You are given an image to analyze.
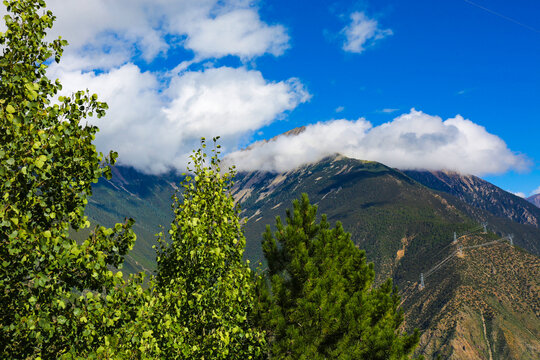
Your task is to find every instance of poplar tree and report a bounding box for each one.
[258,194,421,359]
[0,0,142,357]
[151,138,265,359]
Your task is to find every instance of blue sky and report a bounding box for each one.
[253,0,540,196]
[5,0,538,195]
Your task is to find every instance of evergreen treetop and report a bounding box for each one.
[258,193,421,359]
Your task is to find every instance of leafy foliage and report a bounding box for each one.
[0,0,145,357]
[257,194,421,359]
[151,138,265,358]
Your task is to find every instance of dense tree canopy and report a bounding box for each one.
[257,194,421,359]
[0,0,139,357]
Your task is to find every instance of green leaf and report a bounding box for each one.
[34,155,47,168]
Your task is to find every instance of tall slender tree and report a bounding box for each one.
[257,193,421,359]
[151,138,265,359]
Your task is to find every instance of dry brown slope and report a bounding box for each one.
[401,235,540,359]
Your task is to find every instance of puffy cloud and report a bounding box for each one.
[50,63,309,174]
[532,187,540,195]
[40,0,289,68]
[513,192,526,198]
[163,67,309,140]
[175,8,289,60]
[341,12,392,53]
[225,109,530,176]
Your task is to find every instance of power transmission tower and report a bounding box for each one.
[419,273,425,290]
[482,222,488,233]
[509,234,514,246]
[453,231,457,244]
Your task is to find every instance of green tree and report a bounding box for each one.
[151,138,265,359]
[257,193,421,359]
[0,0,145,357]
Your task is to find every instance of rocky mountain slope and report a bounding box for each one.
[230,156,540,359]
[401,234,540,359]
[528,193,540,208]
[402,170,540,228]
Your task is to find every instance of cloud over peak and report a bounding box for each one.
[225,109,530,176]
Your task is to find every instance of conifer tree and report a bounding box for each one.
[258,193,421,359]
[151,138,265,359]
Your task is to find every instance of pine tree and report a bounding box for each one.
[257,193,421,359]
[151,138,265,359]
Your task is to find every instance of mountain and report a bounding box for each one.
[401,170,540,256]
[402,170,540,227]
[82,155,540,359]
[73,166,180,273]
[230,155,540,359]
[233,156,474,279]
[528,193,540,208]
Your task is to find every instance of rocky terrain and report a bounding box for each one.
[402,235,540,359]
[528,193,540,208]
[403,170,540,228]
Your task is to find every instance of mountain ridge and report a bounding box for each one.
[402,170,540,228]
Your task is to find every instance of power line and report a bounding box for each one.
[462,0,540,34]
[420,233,513,287]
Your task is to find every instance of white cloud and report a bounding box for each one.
[513,192,526,198]
[178,8,289,60]
[50,63,309,174]
[341,12,392,54]
[225,109,530,176]
[39,0,289,69]
[532,187,540,195]
[335,106,345,113]
[163,67,309,139]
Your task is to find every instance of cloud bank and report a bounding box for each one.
[341,12,392,53]
[2,3,528,178]
[225,109,530,176]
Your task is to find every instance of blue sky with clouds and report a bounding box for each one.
[4,0,538,195]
